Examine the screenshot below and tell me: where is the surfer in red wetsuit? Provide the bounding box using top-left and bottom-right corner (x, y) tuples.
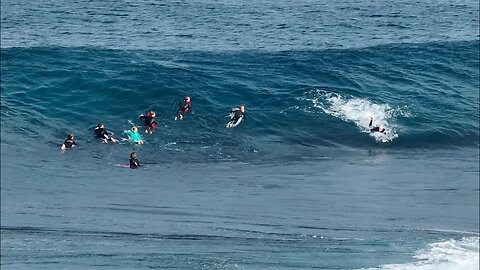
(139, 111), (157, 134)
(175, 96), (192, 120)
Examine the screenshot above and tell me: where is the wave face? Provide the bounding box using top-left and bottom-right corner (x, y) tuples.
(1, 41), (479, 163)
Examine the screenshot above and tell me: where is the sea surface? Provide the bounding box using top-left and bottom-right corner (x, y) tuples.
(1, 0), (479, 269)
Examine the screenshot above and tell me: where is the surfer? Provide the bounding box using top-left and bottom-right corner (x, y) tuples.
(123, 126), (144, 144)
(93, 123), (117, 143)
(61, 134), (77, 150)
(227, 105), (246, 128)
(175, 96), (192, 121)
(139, 111), (157, 134)
(129, 152), (141, 169)
(369, 116), (385, 133)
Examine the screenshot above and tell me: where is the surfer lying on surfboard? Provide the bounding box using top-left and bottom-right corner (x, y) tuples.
(175, 96), (192, 121)
(94, 123), (117, 143)
(123, 126), (144, 144)
(139, 111), (157, 134)
(226, 105), (246, 128)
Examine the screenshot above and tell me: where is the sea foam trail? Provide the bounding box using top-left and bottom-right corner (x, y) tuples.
(361, 237), (479, 270)
(300, 89), (410, 143)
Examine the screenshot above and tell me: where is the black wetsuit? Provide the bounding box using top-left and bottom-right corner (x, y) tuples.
(63, 139), (77, 148)
(230, 109), (245, 123)
(369, 119), (385, 133)
(130, 158), (141, 169)
(139, 114), (157, 129)
(178, 100), (191, 116)
(94, 127), (114, 141)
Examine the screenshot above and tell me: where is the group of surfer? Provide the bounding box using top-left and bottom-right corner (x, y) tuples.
(60, 96), (249, 168)
(61, 95), (385, 168)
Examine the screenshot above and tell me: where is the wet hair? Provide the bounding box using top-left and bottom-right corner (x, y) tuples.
(97, 123), (104, 128)
(67, 134), (74, 139)
(130, 152), (137, 159)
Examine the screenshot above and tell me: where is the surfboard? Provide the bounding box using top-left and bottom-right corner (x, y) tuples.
(226, 117), (243, 128)
(114, 163), (148, 169)
(114, 164), (131, 168)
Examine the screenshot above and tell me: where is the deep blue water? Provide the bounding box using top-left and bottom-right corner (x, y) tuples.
(1, 0), (479, 269)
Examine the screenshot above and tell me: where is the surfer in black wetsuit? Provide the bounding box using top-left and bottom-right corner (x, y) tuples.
(94, 123), (117, 143)
(61, 134), (77, 150)
(176, 96), (192, 120)
(129, 152), (141, 169)
(139, 111), (157, 134)
(227, 105), (246, 128)
(369, 116), (385, 133)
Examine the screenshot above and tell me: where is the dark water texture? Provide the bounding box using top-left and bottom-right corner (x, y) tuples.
(2, 0), (479, 50)
(1, 40), (479, 165)
(1, 0), (479, 269)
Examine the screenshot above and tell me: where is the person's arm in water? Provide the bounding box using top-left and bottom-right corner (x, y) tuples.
(369, 117), (373, 127)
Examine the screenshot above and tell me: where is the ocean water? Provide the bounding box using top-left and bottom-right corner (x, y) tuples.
(1, 0), (479, 269)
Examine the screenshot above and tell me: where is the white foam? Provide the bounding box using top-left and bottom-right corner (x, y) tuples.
(304, 90), (407, 143)
(361, 237), (479, 270)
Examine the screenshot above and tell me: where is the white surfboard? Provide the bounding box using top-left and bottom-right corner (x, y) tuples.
(226, 117), (243, 128)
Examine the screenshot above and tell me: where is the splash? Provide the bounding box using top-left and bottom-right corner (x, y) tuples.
(304, 90), (406, 143)
(361, 237), (479, 270)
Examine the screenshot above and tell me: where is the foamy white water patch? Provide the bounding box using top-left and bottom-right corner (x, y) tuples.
(304, 90), (407, 143)
(361, 237), (479, 270)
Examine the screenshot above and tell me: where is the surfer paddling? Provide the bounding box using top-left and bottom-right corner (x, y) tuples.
(61, 133), (77, 150)
(226, 105), (246, 128)
(123, 126), (144, 144)
(175, 96), (192, 121)
(94, 123), (117, 143)
(369, 116), (385, 133)
(139, 111), (157, 134)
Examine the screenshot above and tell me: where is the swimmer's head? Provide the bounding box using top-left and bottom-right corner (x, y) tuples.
(97, 123), (104, 128)
(240, 105), (245, 112)
(150, 111), (156, 117)
(185, 96), (191, 102)
(379, 126), (385, 133)
(130, 152), (137, 159)
(68, 134), (74, 140)
(132, 126), (138, 132)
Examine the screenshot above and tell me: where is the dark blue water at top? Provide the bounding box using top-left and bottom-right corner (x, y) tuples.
(1, 0), (479, 269)
(1, 0), (479, 50)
